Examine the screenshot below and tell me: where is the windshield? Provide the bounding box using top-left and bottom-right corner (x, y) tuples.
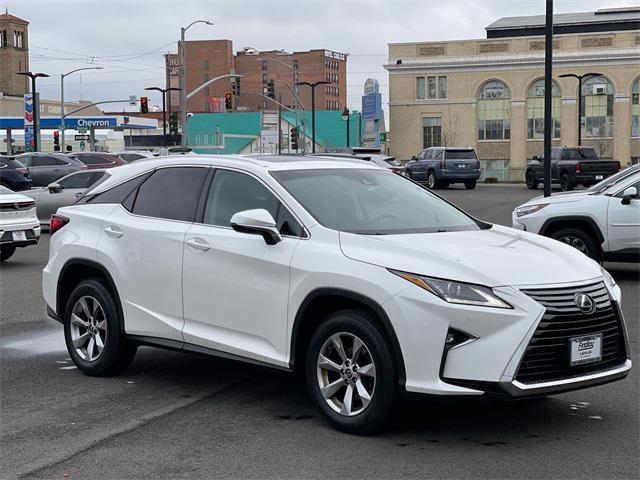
(589, 166), (640, 194)
(272, 169), (481, 235)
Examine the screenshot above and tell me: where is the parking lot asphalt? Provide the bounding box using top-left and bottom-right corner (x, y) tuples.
(1, 185), (638, 480)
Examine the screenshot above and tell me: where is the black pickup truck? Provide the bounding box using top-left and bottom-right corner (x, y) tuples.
(525, 146), (620, 191)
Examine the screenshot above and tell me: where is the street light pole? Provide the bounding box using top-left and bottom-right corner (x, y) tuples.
(559, 72), (602, 147)
(146, 86), (181, 147)
(60, 66), (103, 152)
(543, 0), (554, 198)
(17, 71), (49, 152)
(180, 20), (213, 147)
(296, 80), (330, 153)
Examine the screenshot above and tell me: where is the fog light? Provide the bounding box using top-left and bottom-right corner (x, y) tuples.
(446, 333), (455, 344)
(444, 328), (474, 349)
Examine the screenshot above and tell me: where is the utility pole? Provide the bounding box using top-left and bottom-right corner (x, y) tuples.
(277, 94), (282, 155)
(180, 20), (213, 147)
(296, 80), (330, 153)
(543, 0), (553, 198)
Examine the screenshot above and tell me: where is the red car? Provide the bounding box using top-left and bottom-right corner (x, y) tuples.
(68, 152), (126, 170)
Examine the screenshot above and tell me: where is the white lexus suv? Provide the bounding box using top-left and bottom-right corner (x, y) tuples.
(43, 155), (632, 434)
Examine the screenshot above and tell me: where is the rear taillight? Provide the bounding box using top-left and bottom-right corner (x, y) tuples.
(50, 215), (69, 235)
(16, 167), (29, 177)
(440, 157), (445, 169)
(575, 163), (581, 173)
(391, 167), (403, 174)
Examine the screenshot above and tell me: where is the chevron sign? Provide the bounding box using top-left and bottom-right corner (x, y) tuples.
(24, 94), (34, 127)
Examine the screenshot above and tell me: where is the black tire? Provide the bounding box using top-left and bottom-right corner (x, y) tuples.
(560, 173), (574, 191)
(464, 180), (477, 190)
(427, 171), (439, 189)
(0, 245), (16, 262)
(550, 227), (600, 261)
(405, 169), (414, 180)
(305, 309), (397, 435)
(63, 279), (137, 376)
(525, 171), (539, 190)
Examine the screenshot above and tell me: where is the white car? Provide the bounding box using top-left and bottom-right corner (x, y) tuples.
(43, 155), (631, 434)
(513, 165), (640, 262)
(0, 185), (41, 262)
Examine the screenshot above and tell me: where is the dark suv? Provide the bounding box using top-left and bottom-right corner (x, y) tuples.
(405, 147), (481, 189)
(0, 156), (32, 191)
(15, 152), (86, 187)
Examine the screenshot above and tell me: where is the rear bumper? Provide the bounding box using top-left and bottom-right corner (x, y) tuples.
(570, 172), (615, 184)
(0, 223), (41, 247)
(440, 169), (481, 181)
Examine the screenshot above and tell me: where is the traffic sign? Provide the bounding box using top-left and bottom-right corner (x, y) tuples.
(77, 126), (88, 134)
(74, 134), (89, 141)
(129, 95), (137, 106)
(79, 140), (86, 151)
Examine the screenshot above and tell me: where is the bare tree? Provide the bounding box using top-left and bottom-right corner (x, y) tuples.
(592, 122), (610, 158)
(441, 113), (460, 147)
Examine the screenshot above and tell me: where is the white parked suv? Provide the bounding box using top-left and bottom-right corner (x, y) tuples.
(0, 185), (40, 262)
(43, 155), (632, 434)
(513, 165), (640, 262)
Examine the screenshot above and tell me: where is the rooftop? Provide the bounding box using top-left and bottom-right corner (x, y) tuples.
(0, 9), (29, 24)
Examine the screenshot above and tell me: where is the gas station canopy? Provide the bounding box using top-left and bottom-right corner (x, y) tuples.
(0, 115), (158, 130)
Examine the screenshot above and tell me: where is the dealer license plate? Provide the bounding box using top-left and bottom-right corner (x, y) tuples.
(12, 231), (27, 241)
(595, 175), (604, 180)
(457, 163), (466, 169)
(570, 334), (602, 366)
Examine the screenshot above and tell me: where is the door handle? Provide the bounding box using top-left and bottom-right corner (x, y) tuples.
(186, 237), (210, 251)
(103, 225), (123, 238)
(74, 192), (83, 198)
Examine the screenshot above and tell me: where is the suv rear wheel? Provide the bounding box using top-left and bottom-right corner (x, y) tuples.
(63, 279), (137, 376)
(305, 309), (396, 435)
(550, 227), (600, 261)
(427, 171), (439, 189)
(0, 245), (16, 262)
(464, 180), (477, 190)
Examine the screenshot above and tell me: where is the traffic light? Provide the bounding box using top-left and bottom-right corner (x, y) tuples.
(140, 96), (149, 114)
(291, 127), (299, 150)
(232, 77), (240, 97)
(266, 79), (275, 99)
(169, 112), (179, 135)
(53, 130), (60, 151)
(225, 93), (233, 110)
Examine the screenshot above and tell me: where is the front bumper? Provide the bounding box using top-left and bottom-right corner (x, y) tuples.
(386, 277), (631, 397)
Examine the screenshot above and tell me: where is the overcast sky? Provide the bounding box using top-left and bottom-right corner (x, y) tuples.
(8, 0), (631, 119)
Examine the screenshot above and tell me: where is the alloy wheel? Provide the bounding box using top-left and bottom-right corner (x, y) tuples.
(559, 235), (589, 255)
(70, 296), (107, 362)
(428, 173), (436, 189)
(316, 332), (376, 417)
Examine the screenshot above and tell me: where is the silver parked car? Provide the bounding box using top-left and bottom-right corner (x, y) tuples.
(22, 170), (109, 226)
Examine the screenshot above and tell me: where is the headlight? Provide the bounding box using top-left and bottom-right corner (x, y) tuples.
(600, 266), (617, 291)
(515, 203), (548, 217)
(390, 270), (512, 309)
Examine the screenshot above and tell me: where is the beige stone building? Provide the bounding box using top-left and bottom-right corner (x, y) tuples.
(385, 7), (640, 181)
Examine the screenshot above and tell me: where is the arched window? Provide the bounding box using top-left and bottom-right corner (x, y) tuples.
(527, 79), (561, 139)
(632, 78), (639, 137)
(477, 80), (510, 140)
(581, 76), (614, 138)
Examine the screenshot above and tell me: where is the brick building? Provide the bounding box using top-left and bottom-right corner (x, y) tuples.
(0, 10), (29, 97)
(168, 40), (348, 115)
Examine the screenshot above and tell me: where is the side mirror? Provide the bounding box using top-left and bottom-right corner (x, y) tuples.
(532, 155), (541, 162)
(621, 186), (638, 205)
(48, 182), (62, 194)
(230, 208), (282, 245)
(410, 155), (417, 161)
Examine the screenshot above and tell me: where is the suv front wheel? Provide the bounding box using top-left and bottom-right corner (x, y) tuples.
(305, 309), (396, 435)
(63, 279), (137, 376)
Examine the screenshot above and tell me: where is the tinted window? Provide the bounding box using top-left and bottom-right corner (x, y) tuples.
(59, 171), (105, 189)
(561, 148), (597, 160)
(32, 155), (68, 167)
(17, 155), (32, 167)
(78, 154), (113, 165)
(273, 169), (480, 235)
(434, 150), (444, 160)
(444, 150), (476, 160)
(0, 158), (26, 169)
(203, 169), (303, 237)
(132, 167), (208, 222)
(87, 172), (152, 206)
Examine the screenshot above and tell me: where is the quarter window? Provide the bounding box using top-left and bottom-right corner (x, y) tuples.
(132, 167), (208, 222)
(203, 169), (303, 237)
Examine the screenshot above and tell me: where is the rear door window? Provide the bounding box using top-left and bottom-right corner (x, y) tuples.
(78, 154), (111, 165)
(59, 171), (106, 189)
(32, 155), (67, 167)
(131, 167), (208, 222)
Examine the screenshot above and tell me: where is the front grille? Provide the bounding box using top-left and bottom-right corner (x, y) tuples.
(516, 281), (627, 384)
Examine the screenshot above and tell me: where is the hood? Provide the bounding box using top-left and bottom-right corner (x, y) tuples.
(339, 225), (601, 287)
(529, 190), (594, 204)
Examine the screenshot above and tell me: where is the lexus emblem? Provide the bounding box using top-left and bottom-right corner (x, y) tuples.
(574, 293), (596, 314)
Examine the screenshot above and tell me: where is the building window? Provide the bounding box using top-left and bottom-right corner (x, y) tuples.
(477, 80), (511, 140)
(203, 60), (209, 70)
(262, 60), (267, 71)
(438, 76), (447, 99)
(527, 78), (561, 139)
(581, 75), (614, 138)
(422, 117), (442, 148)
(293, 59), (299, 70)
(416, 77), (425, 99)
(427, 77), (437, 99)
(262, 73), (267, 84)
(631, 78), (639, 137)
(0, 30), (6, 47)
